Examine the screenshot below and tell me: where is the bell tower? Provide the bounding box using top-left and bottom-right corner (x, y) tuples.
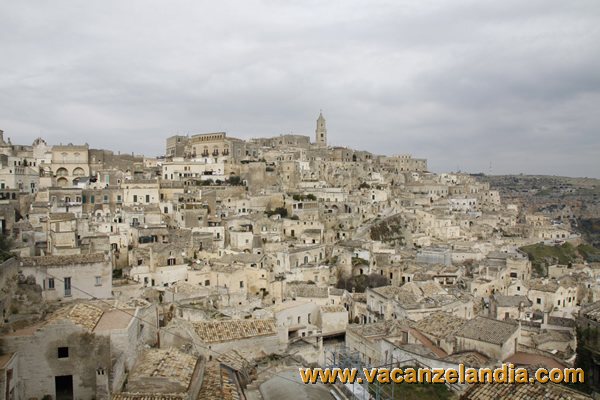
(315, 111), (327, 148)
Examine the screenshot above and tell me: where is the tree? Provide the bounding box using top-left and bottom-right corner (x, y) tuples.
(359, 182), (371, 189)
(227, 175), (243, 186)
(335, 273), (389, 293)
(266, 207), (288, 218)
(0, 235), (13, 262)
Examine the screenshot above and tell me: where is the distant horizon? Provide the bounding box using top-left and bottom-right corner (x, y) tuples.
(5, 126), (598, 180)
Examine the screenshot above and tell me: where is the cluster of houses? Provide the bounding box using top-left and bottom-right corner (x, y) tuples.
(0, 115), (597, 399)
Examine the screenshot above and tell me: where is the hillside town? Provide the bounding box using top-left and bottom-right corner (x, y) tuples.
(0, 113), (598, 400)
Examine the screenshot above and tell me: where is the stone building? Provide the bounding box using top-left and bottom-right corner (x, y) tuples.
(18, 253), (112, 301)
(454, 316), (520, 361)
(315, 112), (327, 148)
(51, 144), (90, 187)
(0, 301), (157, 400)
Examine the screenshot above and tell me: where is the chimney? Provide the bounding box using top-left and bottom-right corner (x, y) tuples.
(95, 368), (110, 400)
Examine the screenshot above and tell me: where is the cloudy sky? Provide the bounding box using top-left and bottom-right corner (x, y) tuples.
(1, 1), (599, 177)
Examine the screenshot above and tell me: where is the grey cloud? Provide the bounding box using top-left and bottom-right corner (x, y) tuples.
(0, 0), (599, 176)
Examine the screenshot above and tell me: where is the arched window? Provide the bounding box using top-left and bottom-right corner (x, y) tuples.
(56, 177), (69, 187)
(56, 167), (68, 177)
(73, 167), (85, 176)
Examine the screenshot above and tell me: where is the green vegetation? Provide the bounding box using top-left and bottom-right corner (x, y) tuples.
(577, 218), (600, 248)
(368, 381), (455, 400)
(266, 207), (288, 218)
(0, 234), (13, 262)
(336, 273), (389, 293)
(573, 326), (599, 394)
(519, 242), (600, 276)
(291, 193), (317, 201)
(370, 215), (405, 245)
(227, 175), (243, 186)
(351, 257), (369, 266)
(578, 243), (600, 262)
(197, 175), (244, 186)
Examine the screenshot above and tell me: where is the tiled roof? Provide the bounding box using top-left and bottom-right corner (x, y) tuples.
(217, 349), (252, 372)
(412, 311), (467, 338)
(19, 253), (107, 267)
(456, 316), (518, 345)
(442, 351), (490, 368)
(193, 319), (277, 343)
(581, 301), (600, 322)
(320, 305), (346, 313)
(347, 320), (407, 339)
(287, 283), (328, 298)
(493, 294), (532, 308)
(112, 394), (186, 400)
(197, 362), (241, 400)
(531, 330), (573, 346)
(128, 348), (198, 389)
(50, 303), (104, 331)
(461, 381), (592, 400)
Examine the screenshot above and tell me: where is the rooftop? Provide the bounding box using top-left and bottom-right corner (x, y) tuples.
(456, 316), (518, 345)
(93, 309), (135, 332)
(320, 305), (346, 313)
(112, 394), (186, 400)
(461, 379), (590, 400)
(412, 311), (467, 338)
(49, 303), (104, 331)
(287, 283), (328, 298)
(19, 252), (107, 267)
(197, 362), (241, 400)
(127, 348), (199, 393)
(493, 294), (532, 308)
(347, 320), (407, 339)
(193, 319), (277, 343)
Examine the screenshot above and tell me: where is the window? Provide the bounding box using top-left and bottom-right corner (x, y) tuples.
(95, 276), (102, 286)
(536, 298), (541, 304)
(90, 195), (95, 204)
(167, 257), (176, 266)
(64, 277), (72, 296)
(133, 195), (138, 203)
(103, 195), (108, 203)
(204, 279), (210, 286)
(239, 281), (244, 288)
(58, 347), (69, 358)
(117, 195), (122, 203)
(48, 278), (55, 290)
(145, 194), (150, 203)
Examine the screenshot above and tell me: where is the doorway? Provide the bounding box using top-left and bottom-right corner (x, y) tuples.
(55, 375), (73, 400)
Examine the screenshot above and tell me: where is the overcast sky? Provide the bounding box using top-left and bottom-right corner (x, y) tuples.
(1, 1), (599, 177)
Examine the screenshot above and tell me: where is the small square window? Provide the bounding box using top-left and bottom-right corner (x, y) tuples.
(95, 276), (102, 286)
(58, 347), (69, 358)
